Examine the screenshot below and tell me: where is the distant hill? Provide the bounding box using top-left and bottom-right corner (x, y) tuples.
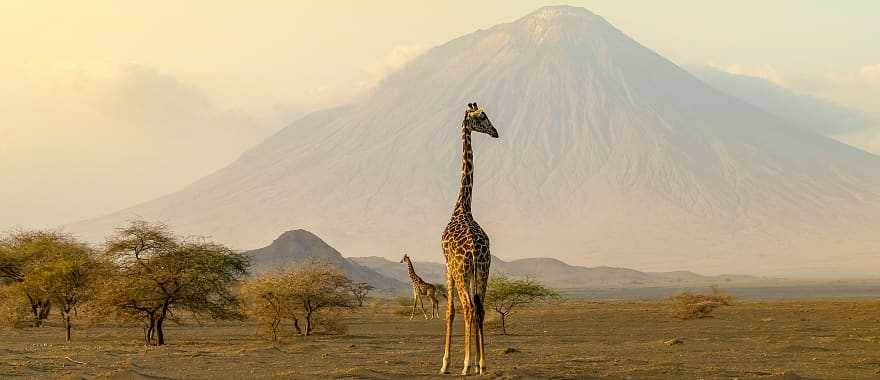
(351, 255), (765, 289)
(247, 230), (769, 292)
(243, 229), (406, 291)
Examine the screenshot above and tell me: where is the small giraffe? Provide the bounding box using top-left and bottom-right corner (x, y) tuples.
(400, 253), (442, 320)
(439, 102), (498, 376)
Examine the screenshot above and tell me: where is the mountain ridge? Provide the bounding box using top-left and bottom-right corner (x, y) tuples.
(68, 5), (880, 276)
(349, 255), (766, 289)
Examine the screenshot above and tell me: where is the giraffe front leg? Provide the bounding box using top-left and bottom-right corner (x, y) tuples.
(440, 279), (455, 374)
(419, 292), (429, 320)
(410, 291), (419, 320)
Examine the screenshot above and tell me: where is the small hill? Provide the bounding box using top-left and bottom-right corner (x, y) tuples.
(351, 255), (765, 289)
(244, 230), (406, 291)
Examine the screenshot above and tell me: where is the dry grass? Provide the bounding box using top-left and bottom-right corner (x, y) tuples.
(3, 299), (880, 379)
(669, 286), (735, 319)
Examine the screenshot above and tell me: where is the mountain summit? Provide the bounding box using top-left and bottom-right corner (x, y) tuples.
(70, 6), (880, 275)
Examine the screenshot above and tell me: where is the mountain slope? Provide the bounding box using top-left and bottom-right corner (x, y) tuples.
(244, 229), (406, 291)
(70, 6), (880, 275)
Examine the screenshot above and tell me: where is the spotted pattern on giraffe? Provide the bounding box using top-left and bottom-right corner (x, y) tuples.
(440, 102), (498, 376)
(400, 253), (443, 320)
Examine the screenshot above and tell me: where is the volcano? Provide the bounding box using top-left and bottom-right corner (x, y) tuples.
(70, 6), (880, 275)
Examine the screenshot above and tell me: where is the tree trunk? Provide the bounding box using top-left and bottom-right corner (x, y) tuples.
(38, 301), (51, 321)
(293, 317), (303, 335)
(145, 314), (156, 345)
(156, 316), (165, 345)
(156, 302), (170, 345)
(30, 303), (40, 328)
(65, 314), (72, 342)
(304, 301), (314, 336)
(500, 312), (507, 335)
(27, 296), (49, 327)
(271, 318), (280, 341)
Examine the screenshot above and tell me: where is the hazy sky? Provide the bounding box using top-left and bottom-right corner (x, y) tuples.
(1, 1), (878, 230)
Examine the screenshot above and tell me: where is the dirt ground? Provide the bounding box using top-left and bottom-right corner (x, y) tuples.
(3, 299), (880, 379)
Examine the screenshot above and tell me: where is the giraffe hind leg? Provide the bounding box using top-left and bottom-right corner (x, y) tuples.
(474, 293), (486, 374)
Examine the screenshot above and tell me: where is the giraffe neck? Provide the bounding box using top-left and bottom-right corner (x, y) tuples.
(405, 258), (423, 284)
(454, 126), (474, 216)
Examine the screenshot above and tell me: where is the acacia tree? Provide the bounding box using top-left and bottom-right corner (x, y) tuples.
(100, 221), (250, 345)
(242, 263), (356, 339)
(0, 230), (100, 332)
(0, 231), (56, 326)
(351, 282), (374, 307)
(241, 273), (291, 341)
(30, 240), (103, 341)
(485, 275), (559, 335)
(285, 263), (356, 335)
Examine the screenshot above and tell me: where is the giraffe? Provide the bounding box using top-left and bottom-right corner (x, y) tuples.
(400, 253), (443, 320)
(439, 102), (498, 376)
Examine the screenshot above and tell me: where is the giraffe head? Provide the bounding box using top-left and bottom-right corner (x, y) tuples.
(463, 103), (498, 138)
(400, 253), (410, 263)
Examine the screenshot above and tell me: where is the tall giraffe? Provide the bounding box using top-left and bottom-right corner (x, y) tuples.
(400, 253), (442, 320)
(440, 102), (498, 375)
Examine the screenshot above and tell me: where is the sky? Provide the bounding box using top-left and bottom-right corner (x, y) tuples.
(1, 0), (878, 231)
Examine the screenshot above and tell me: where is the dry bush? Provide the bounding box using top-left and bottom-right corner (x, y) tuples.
(669, 286), (734, 319)
(314, 310), (349, 335)
(242, 263), (356, 340)
(0, 285), (29, 328)
(484, 312), (504, 332)
(392, 296), (414, 317)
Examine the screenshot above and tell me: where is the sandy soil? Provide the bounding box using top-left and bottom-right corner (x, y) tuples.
(2, 299), (880, 379)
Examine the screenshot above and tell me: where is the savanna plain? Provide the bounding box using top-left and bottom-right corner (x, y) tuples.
(4, 298), (880, 379)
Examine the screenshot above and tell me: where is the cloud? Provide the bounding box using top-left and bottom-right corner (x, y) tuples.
(830, 63), (880, 88)
(358, 44), (427, 87)
(0, 61), (280, 230)
(298, 44), (428, 111)
(857, 64), (880, 85)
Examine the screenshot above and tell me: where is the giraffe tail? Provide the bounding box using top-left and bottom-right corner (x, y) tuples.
(473, 293), (483, 318)
(436, 283), (448, 298)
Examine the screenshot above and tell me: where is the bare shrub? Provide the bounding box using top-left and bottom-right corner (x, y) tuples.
(242, 263), (356, 340)
(351, 283), (374, 307)
(669, 286), (734, 319)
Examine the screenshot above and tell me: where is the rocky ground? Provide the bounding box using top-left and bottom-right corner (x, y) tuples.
(3, 299), (880, 379)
